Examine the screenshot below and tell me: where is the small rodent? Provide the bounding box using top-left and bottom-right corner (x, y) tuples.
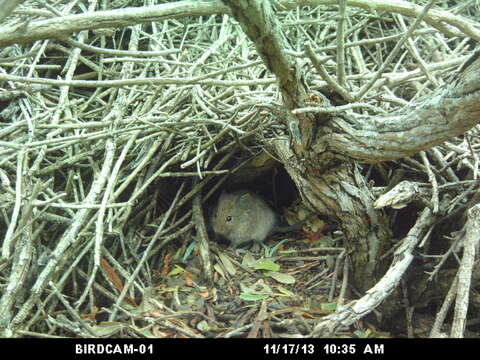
(210, 190), (306, 249)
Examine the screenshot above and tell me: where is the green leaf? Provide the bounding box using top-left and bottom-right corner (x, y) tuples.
(213, 264), (226, 279)
(241, 251), (257, 268)
(168, 265), (184, 276)
(92, 322), (124, 337)
(239, 293), (269, 301)
(254, 259), (280, 272)
(182, 240), (196, 261)
(277, 287), (295, 296)
(269, 271), (296, 284)
(354, 328), (372, 338)
(196, 320), (212, 332)
(239, 279), (273, 296)
(320, 302), (337, 312)
(218, 253), (237, 275)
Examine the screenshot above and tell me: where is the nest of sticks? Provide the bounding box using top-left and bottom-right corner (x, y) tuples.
(0, 0), (479, 338)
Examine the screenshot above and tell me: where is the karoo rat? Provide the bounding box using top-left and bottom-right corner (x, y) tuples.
(210, 190), (307, 250)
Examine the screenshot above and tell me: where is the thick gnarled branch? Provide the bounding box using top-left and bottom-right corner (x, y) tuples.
(316, 51), (480, 164)
(222, 0), (315, 150)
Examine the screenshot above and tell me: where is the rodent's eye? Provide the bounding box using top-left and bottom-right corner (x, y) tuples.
(226, 216), (232, 222)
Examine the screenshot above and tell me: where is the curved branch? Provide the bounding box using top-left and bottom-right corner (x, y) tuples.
(318, 50), (480, 163)
(0, 1), (228, 47)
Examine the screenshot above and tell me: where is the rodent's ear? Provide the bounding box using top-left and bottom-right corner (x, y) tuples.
(238, 192), (254, 208)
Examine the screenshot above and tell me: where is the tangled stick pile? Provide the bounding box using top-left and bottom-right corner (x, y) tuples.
(0, 1), (479, 338)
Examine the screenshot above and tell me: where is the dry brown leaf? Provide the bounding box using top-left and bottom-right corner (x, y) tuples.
(183, 271), (193, 286)
(161, 252), (173, 276)
(100, 257), (137, 307)
(81, 305), (99, 320)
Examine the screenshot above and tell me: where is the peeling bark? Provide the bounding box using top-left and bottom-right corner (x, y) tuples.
(274, 139), (390, 290)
